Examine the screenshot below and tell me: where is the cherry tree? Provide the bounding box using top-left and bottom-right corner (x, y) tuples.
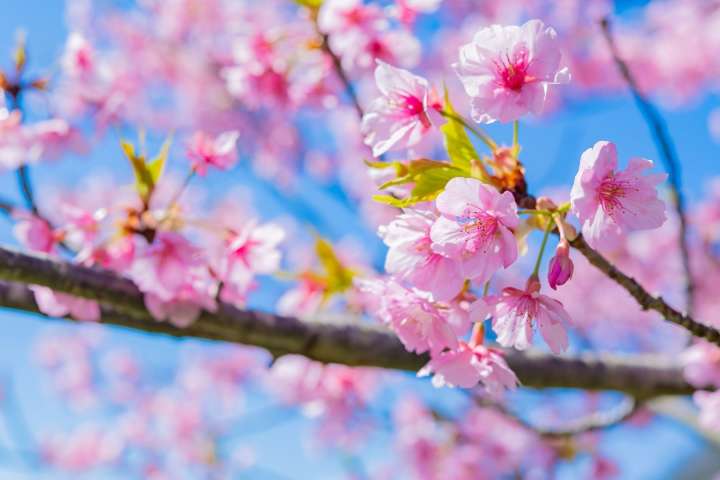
(0, 0), (719, 478)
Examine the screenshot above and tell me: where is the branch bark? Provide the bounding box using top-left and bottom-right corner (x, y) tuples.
(570, 235), (720, 345)
(0, 245), (698, 397)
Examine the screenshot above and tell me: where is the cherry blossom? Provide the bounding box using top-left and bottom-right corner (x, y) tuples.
(186, 130), (240, 175)
(380, 207), (463, 301)
(570, 141), (667, 250)
(358, 278), (461, 355)
(431, 177), (519, 284)
(362, 61), (435, 157)
(487, 277), (572, 354)
(454, 19), (570, 124)
(31, 286), (101, 322)
(417, 341), (517, 395)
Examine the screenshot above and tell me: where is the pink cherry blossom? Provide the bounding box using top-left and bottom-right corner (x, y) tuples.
(488, 278), (571, 354)
(186, 130), (240, 176)
(358, 278), (462, 354)
(454, 19), (570, 124)
(335, 29), (421, 72)
(13, 213), (56, 253)
(62, 32), (96, 78)
(380, 208), (463, 301)
(129, 232), (218, 327)
(570, 141), (667, 250)
(144, 269), (218, 328)
(417, 341), (517, 395)
(361, 61), (434, 157)
(217, 221), (284, 307)
(31, 286), (101, 322)
(391, 0), (442, 26)
(277, 274), (326, 316)
(130, 232), (206, 302)
(430, 177), (519, 284)
(317, 0), (384, 35)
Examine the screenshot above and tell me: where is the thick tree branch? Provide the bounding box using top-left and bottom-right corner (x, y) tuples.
(600, 18), (694, 315)
(0, 245), (699, 397)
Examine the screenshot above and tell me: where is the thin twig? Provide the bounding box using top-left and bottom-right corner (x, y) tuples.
(571, 234), (719, 344)
(319, 32), (364, 119)
(476, 396), (639, 438)
(15, 165), (37, 216)
(600, 17), (694, 315)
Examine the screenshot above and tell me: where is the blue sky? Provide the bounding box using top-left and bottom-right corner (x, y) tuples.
(0, 1), (718, 479)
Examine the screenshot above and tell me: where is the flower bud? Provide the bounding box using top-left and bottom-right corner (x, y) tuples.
(547, 241), (573, 289)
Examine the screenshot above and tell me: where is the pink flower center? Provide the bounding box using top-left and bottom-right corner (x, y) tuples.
(597, 174), (638, 215)
(402, 94), (424, 116)
(495, 47), (533, 92)
(393, 94), (431, 128)
(507, 291), (539, 319)
(458, 209), (499, 253)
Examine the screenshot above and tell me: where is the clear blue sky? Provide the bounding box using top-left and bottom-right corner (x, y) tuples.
(0, 1), (717, 479)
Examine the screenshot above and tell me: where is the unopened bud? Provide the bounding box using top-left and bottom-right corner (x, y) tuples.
(547, 240), (574, 290)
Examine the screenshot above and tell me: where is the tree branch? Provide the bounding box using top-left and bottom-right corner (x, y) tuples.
(0, 245), (699, 397)
(600, 17), (694, 315)
(570, 234), (720, 345)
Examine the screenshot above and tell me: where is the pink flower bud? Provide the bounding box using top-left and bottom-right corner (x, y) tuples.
(547, 241), (573, 290)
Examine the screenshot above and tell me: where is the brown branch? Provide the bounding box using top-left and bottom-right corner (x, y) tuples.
(600, 17), (694, 315)
(570, 234), (720, 345)
(0, 245), (700, 397)
(319, 32), (365, 119)
(477, 396), (639, 438)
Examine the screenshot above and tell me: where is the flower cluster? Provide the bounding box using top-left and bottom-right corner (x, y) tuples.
(360, 19), (668, 396)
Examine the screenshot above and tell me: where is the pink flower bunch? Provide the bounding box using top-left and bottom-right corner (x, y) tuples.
(418, 341), (517, 395)
(0, 109), (83, 170)
(358, 278), (464, 354)
(431, 178), (519, 285)
(319, 0), (420, 71)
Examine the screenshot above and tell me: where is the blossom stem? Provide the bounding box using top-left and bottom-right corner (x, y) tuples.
(439, 110), (497, 151)
(532, 220), (554, 278)
(167, 169), (196, 209)
(512, 120), (519, 156)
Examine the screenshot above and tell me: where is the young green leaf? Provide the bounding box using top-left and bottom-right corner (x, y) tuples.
(440, 89), (479, 172)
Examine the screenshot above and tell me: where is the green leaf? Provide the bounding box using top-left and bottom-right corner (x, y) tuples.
(371, 158), (468, 207)
(440, 88), (478, 172)
(147, 136), (172, 185)
(121, 136), (173, 206)
(314, 237), (354, 299)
